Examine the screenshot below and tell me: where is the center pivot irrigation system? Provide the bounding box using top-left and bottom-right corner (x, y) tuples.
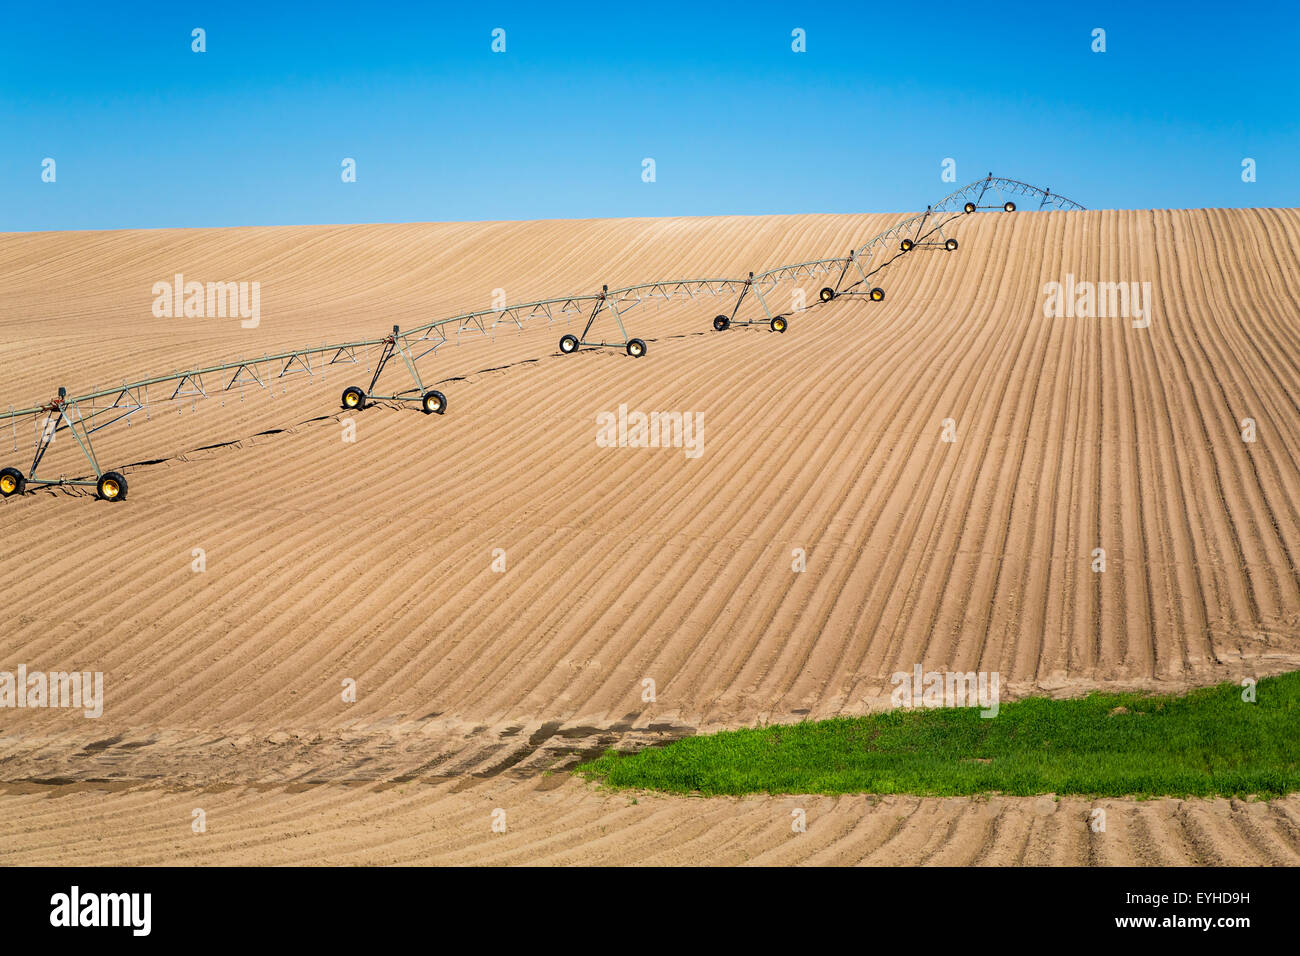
(0, 175), (1082, 502)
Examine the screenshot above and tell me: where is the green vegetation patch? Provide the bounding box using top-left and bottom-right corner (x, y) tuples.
(577, 673), (1300, 798)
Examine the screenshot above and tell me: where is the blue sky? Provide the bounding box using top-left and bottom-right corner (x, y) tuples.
(1, 1), (1295, 231)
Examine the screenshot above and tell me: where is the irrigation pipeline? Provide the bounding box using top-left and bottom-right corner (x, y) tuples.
(0, 175), (1082, 501)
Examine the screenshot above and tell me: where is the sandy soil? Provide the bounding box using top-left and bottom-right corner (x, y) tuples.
(1, 207), (1298, 864)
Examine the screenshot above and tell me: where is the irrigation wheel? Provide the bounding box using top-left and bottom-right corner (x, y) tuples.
(0, 467), (25, 498)
(770, 316), (787, 333)
(422, 390), (447, 415)
(626, 338), (647, 358)
(341, 386), (366, 410)
(963, 201), (976, 214)
(945, 238), (959, 251)
(713, 315), (730, 331)
(1004, 201), (1017, 212)
(900, 238), (914, 252)
(97, 471), (128, 502)
(559, 334), (579, 354)
(819, 287), (835, 302)
(870, 287), (885, 301)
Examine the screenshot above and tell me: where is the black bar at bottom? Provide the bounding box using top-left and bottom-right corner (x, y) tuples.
(0, 865), (1289, 943)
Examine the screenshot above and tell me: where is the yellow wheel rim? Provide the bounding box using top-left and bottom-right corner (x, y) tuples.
(102, 479), (119, 499)
(872, 290), (883, 300)
(632, 344), (642, 355)
(775, 319), (786, 331)
(345, 394), (358, 407)
(1, 476), (14, 494)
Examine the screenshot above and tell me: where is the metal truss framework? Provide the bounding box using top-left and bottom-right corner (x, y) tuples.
(0, 174), (1082, 501)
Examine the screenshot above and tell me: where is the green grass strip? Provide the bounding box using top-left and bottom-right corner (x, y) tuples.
(576, 672), (1300, 798)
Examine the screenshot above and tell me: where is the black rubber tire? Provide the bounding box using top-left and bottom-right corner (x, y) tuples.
(963, 201), (976, 214)
(341, 386), (366, 411)
(945, 238), (959, 251)
(97, 471), (128, 502)
(422, 390), (447, 415)
(770, 316), (787, 333)
(626, 338), (647, 358)
(1004, 201), (1016, 213)
(713, 315), (730, 331)
(819, 287), (835, 302)
(900, 239), (914, 252)
(870, 287), (885, 302)
(0, 467), (25, 498)
(559, 334), (579, 354)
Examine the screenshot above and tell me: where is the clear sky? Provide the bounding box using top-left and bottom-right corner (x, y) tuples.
(1, 1), (1295, 231)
